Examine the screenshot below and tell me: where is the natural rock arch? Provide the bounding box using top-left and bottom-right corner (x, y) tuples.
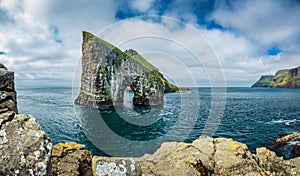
(75, 32), (173, 109)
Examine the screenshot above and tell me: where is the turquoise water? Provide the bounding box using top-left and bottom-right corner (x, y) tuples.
(17, 87), (300, 158)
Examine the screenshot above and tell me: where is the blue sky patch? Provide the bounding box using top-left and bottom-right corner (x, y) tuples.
(267, 47), (281, 56)
(49, 26), (62, 43)
(0, 51), (7, 55)
(115, 0), (215, 28)
(205, 20), (224, 30)
(51, 26), (59, 35)
(55, 39), (62, 43)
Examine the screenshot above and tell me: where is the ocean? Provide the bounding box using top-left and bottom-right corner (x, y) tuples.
(17, 87), (300, 159)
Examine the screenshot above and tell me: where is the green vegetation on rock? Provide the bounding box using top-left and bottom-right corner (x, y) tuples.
(76, 31), (180, 108)
(252, 66), (300, 88)
(125, 49), (158, 71)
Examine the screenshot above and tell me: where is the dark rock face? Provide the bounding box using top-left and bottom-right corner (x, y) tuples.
(252, 66), (300, 88)
(273, 134), (300, 147)
(75, 31), (177, 108)
(51, 142), (93, 176)
(0, 64), (18, 113)
(272, 134), (300, 159)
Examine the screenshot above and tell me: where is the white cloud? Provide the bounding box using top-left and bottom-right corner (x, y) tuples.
(130, 0), (155, 12)
(0, 0), (300, 87)
(0, 0), (118, 86)
(96, 17), (226, 87)
(204, 0), (300, 85)
(210, 0), (300, 48)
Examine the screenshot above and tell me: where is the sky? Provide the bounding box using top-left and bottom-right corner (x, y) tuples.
(1, 0), (300, 87)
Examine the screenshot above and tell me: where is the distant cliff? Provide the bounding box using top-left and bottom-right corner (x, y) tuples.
(252, 75), (274, 87)
(252, 66), (300, 88)
(75, 31), (178, 108)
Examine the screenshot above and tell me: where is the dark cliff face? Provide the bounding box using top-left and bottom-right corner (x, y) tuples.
(0, 64), (18, 113)
(75, 31), (177, 108)
(252, 66), (300, 88)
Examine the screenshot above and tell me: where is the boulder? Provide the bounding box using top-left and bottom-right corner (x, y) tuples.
(92, 156), (143, 176)
(51, 142), (93, 176)
(0, 112), (52, 175)
(255, 147), (300, 175)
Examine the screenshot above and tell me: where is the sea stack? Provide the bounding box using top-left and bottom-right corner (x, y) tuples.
(75, 31), (177, 108)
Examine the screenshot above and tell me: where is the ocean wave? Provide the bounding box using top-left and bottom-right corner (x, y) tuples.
(268, 119), (300, 125)
(159, 112), (174, 116)
(287, 139), (300, 146)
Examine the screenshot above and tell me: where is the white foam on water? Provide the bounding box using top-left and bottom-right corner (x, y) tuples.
(268, 119), (300, 125)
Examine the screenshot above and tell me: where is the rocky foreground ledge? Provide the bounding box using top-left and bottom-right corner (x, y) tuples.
(63, 136), (300, 176)
(0, 63), (300, 175)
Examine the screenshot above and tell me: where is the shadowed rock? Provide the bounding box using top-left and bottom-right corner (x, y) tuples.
(272, 134), (300, 159)
(0, 64), (17, 113)
(273, 134), (300, 147)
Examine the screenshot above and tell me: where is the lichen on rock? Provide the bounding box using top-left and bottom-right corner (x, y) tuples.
(92, 136), (300, 176)
(0, 112), (52, 175)
(93, 157), (142, 176)
(51, 142), (93, 176)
